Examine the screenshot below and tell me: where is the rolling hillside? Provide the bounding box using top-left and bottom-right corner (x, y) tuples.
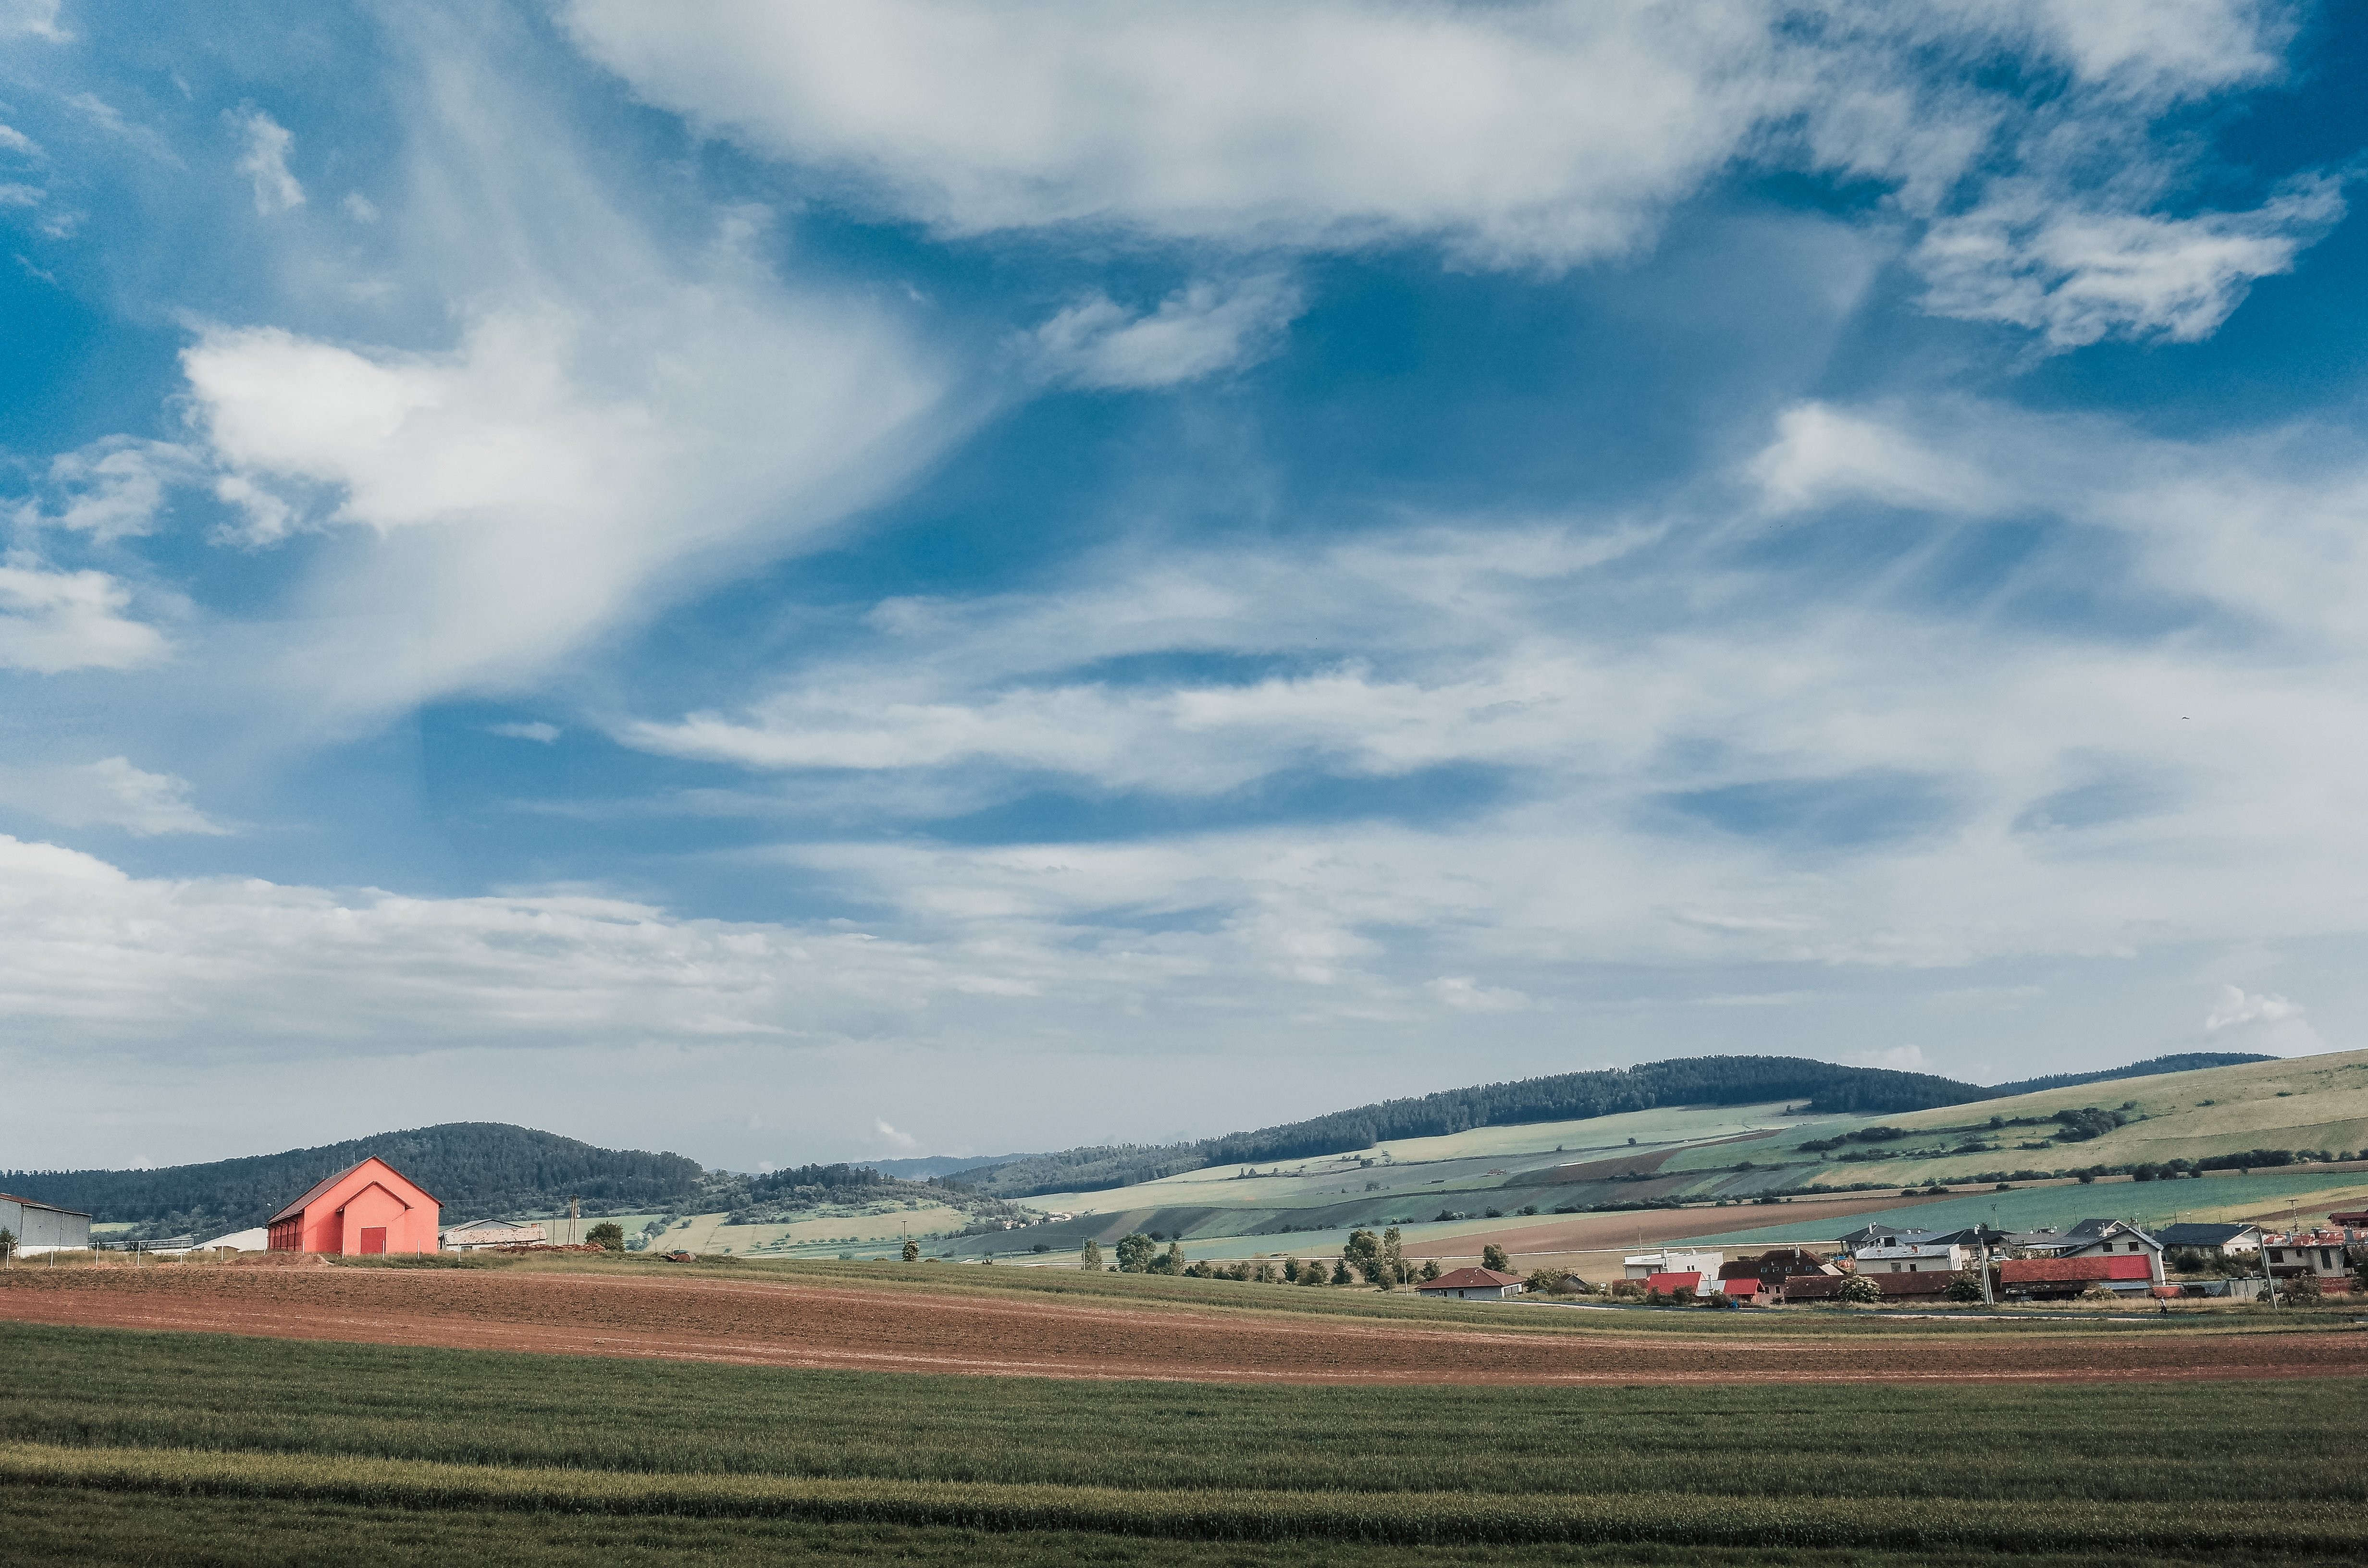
(952, 1051), (2274, 1201)
(919, 1048), (2361, 1265)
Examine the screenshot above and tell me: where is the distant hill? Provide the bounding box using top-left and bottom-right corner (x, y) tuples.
(1986, 1052), (2276, 1098)
(949, 1051), (2292, 1201)
(2, 1123), (705, 1241)
(867, 1153), (1040, 1179)
(953, 1055), (1992, 1199)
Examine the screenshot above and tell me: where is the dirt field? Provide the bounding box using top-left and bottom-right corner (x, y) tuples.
(2, 1265), (2360, 1386)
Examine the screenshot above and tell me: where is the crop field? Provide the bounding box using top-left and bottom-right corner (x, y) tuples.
(1, 1318), (2364, 1567)
(3, 1253), (2364, 1386)
(659, 1202), (974, 1258)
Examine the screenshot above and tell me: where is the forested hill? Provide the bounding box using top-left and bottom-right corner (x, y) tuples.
(1986, 1051), (2274, 1097)
(953, 1056), (1989, 1199)
(1, 1123), (704, 1240)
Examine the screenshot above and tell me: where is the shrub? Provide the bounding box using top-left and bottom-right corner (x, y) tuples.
(1607, 1279), (1646, 1300)
(1482, 1244), (1511, 1273)
(2280, 1274), (2323, 1306)
(1833, 1274), (1882, 1305)
(901, 1238), (920, 1262)
(1943, 1269), (1985, 1303)
(584, 1222), (625, 1252)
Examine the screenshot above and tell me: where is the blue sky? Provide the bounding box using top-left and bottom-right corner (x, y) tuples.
(2, 0), (2362, 1170)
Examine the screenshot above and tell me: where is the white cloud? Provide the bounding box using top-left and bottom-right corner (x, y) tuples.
(0, 564), (168, 673)
(488, 721), (560, 743)
(342, 191), (379, 223)
(229, 107), (304, 214)
(558, 0), (2320, 341)
(873, 1118), (919, 1151)
(1915, 175), (2346, 347)
(12, 436), (202, 540)
(1027, 275), (1304, 390)
(2204, 984), (2301, 1031)
(1751, 402), (2008, 516)
(0, 183), (39, 207)
(0, 124), (41, 158)
(562, 0), (1801, 266)
(1851, 1044), (1928, 1071)
(0, 758), (224, 836)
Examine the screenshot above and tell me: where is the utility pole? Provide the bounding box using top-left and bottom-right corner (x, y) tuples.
(568, 1195), (580, 1246)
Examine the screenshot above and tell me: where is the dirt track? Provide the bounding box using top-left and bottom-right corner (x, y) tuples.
(3, 1266), (2361, 1385)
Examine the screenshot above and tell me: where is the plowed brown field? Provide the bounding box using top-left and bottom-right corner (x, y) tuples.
(3, 1266), (2360, 1385)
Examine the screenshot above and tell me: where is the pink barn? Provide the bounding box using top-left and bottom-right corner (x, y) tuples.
(265, 1156), (441, 1255)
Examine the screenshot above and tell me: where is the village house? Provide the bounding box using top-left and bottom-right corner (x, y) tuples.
(1852, 1237), (1970, 1274)
(1622, 1248), (1721, 1280)
(2050, 1219), (2165, 1281)
(1415, 1266), (1524, 1301)
(2155, 1222), (2263, 1258)
(2260, 1230), (2356, 1286)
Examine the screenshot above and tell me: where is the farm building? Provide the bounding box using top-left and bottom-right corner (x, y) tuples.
(1416, 1266), (1524, 1300)
(1996, 1254), (2153, 1299)
(1854, 1239), (1969, 1274)
(0, 1191), (90, 1256)
(1785, 1270), (1954, 1302)
(1720, 1249), (1836, 1291)
(266, 1157), (440, 1255)
(443, 1218), (548, 1251)
(1641, 1270), (1703, 1296)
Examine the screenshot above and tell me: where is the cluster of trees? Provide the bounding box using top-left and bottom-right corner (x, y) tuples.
(2053, 1106), (2128, 1142)
(1089, 1225), (1457, 1288)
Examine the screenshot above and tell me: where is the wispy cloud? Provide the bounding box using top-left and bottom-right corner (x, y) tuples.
(1025, 275), (1303, 389)
(228, 107), (304, 214)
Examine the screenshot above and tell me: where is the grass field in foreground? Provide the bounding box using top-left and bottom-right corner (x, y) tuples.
(2, 1321), (2363, 1566)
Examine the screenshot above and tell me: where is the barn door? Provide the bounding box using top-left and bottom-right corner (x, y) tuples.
(360, 1227), (387, 1255)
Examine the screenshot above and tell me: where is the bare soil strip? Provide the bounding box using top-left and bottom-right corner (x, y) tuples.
(2, 1267), (2359, 1385)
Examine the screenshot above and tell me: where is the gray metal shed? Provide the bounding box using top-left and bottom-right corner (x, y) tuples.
(0, 1191), (93, 1255)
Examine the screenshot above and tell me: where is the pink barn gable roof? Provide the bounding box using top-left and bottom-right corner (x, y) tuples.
(266, 1156), (441, 1256)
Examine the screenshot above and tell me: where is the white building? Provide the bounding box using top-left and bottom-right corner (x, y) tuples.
(443, 1218), (549, 1251)
(1853, 1241), (1969, 1274)
(1623, 1249), (1723, 1280)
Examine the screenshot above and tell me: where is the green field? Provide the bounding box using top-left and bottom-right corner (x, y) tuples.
(0, 1320), (2363, 1567)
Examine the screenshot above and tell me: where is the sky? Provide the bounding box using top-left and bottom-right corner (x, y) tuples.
(2, 0), (2364, 1173)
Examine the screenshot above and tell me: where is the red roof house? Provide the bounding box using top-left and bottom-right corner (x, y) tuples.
(1644, 1271), (1702, 1295)
(266, 1157), (441, 1255)
(1416, 1267), (1525, 1300)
